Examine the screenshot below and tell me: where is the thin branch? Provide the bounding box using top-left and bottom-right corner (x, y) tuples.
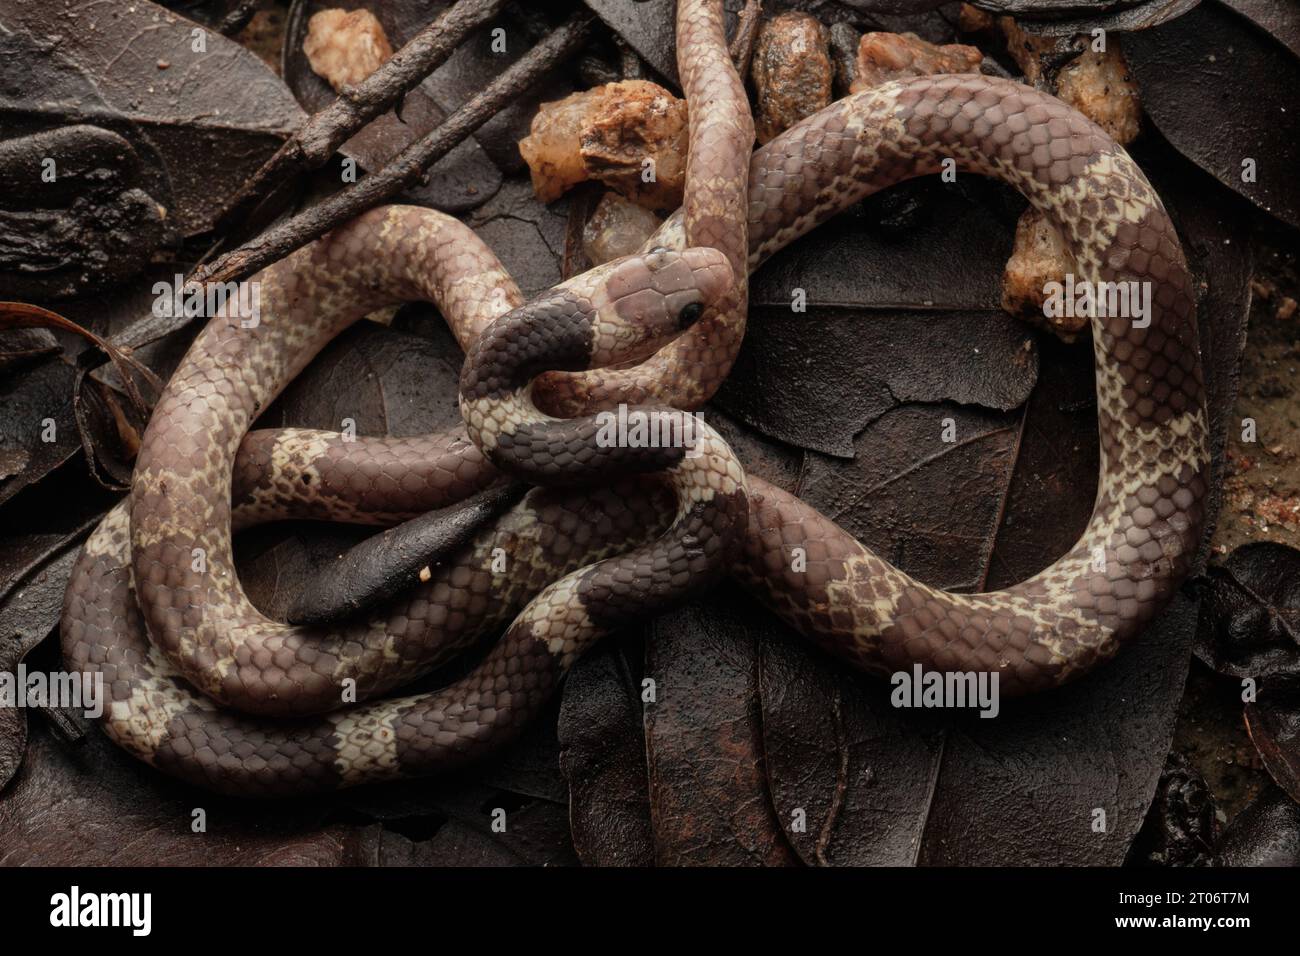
(192, 11), (594, 288)
(729, 0), (763, 76)
(214, 0), (510, 232)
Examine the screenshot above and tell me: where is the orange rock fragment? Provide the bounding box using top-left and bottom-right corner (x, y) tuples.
(850, 31), (983, 93)
(750, 12), (832, 145)
(1057, 41), (1141, 145)
(520, 80), (688, 211)
(1000, 17), (1142, 142)
(1002, 207), (1084, 339)
(518, 90), (594, 204)
(1000, 17), (1056, 86)
(303, 8), (393, 92)
(958, 3), (994, 33)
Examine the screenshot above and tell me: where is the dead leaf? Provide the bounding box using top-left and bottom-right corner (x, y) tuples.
(557, 639), (656, 865)
(1215, 784), (1300, 865)
(1126, 1), (1300, 230)
(0, 0), (306, 237)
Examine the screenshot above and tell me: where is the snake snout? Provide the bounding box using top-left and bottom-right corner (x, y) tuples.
(677, 246), (734, 308)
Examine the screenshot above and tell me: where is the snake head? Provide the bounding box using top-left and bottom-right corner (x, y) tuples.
(580, 246), (733, 368)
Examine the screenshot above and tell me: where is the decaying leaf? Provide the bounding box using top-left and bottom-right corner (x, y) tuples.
(644, 595), (800, 867)
(1196, 542), (1300, 680)
(558, 640), (656, 865)
(1126, 1), (1300, 230)
(1245, 680), (1300, 804)
(0, 124), (168, 299)
(0, 0), (306, 236)
(980, 0), (1202, 35)
(1127, 753), (1219, 866)
(1215, 784), (1300, 866)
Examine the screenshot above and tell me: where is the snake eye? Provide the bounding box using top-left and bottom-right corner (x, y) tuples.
(678, 301), (704, 329)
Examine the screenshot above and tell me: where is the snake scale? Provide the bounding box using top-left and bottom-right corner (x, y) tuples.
(60, 0), (1208, 795)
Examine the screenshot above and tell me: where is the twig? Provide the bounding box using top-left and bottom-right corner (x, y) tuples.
(214, 0), (510, 232)
(616, 35), (644, 80)
(729, 0), (763, 76)
(192, 11), (594, 288)
(561, 183), (601, 280)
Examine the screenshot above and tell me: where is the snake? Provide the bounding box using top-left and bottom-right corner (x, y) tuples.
(59, 2), (1209, 795)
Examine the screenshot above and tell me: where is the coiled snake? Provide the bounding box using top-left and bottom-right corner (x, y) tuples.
(60, 0), (1209, 795)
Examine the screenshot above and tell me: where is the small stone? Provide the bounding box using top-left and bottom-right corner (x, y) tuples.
(851, 31), (984, 93)
(1002, 207), (1085, 339)
(750, 12), (832, 145)
(303, 8), (393, 93)
(518, 89), (595, 203)
(583, 191), (662, 265)
(827, 22), (862, 97)
(1056, 39), (1141, 145)
(519, 80), (687, 211)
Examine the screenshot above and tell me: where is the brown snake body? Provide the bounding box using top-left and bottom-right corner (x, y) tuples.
(60, 2), (1208, 794)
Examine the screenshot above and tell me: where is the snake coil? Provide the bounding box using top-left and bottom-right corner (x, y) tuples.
(60, 1), (1207, 795)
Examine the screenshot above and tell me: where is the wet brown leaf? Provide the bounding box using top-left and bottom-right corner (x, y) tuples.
(0, 343), (81, 507)
(263, 315), (466, 437)
(1127, 753), (1219, 866)
(1215, 784), (1300, 866)
(0, 328), (59, 373)
(718, 313), (1035, 458)
(1196, 542), (1300, 681)
(759, 632), (943, 865)
(0, 545), (86, 791)
(0, 123), (168, 300)
(1245, 682), (1300, 804)
(1219, 0), (1300, 60)
(750, 178), (1024, 311)
(0, 302), (164, 494)
(557, 639), (656, 865)
(465, 179), (575, 298)
(1126, 1), (1300, 230)
(1, 0), (305, 238)
(644, 593), (800, 866)
(0, 723), (373, 865)
(977, 0), (1201, 35)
